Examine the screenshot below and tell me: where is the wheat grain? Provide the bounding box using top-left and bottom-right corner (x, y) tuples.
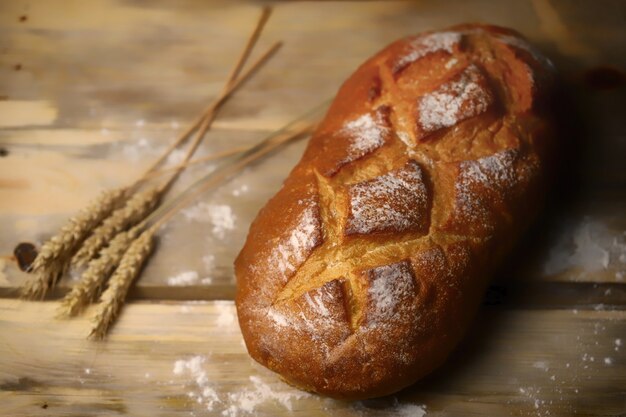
(21, 187), (128, 299)
(57, 226), (141, 317)
(71, 186), (160, 268)
(88, 227), (156, 340)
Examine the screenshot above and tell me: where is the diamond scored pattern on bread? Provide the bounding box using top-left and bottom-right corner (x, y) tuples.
(235, 24), (555, 400)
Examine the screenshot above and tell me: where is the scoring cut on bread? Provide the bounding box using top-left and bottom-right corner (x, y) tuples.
(235, 23), (556, 400)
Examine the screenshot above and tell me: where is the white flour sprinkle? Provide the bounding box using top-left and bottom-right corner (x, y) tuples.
(348, 162), (428, 234)
(203, 254), (216, 273)
(543, 218), (626, 277)
(182, 202), (236, 239)
(395, 403), (428, 417)
(445, 57), (459, 69)
(166, 148), (187, 167)
(173, 357), (308, 416)
(167, 270), (199, 286)
(269, 199), (319, 275)
(418, 64), (492, 133)
(0, 259), (8, 286)
(533, 361), (550, 371)
(353, 398), (427, 416)
(455, 150), (524, 227)
(396, 31), (461, 70)
(122, 137), (152, 162)
(341, 112), (389, 163)
(173, 355), (220, 411)
(222, 376), (309, 417)
(267, 309), (289, 327)
(496, 34), (555, 70)
(304, 291), (331, 318)
(232, 184), (249, 197)
(366, 262), (414, 324)
(215, 301), (236, 327)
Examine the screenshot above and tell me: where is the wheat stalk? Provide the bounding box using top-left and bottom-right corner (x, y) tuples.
(58, 226), (141, 317)
(71, 186), (161, 267)
(21, 187), (128, 299)
(88, 227), (156, 340)
(85, 115), (319, 339)
(73, 20), (281, 268)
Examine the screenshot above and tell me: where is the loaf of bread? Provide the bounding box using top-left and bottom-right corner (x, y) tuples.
(235, 24), (555, 399)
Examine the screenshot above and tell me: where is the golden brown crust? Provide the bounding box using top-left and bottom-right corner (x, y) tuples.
(235, 24), (555, 400)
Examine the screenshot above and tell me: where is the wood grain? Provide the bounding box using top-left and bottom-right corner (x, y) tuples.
(0, 300), (624, 417)
(1, 0), (625, 296)
(0, 0), (625, 415)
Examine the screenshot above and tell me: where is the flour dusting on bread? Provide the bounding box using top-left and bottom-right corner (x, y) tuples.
(346, 161), (429, 235)
(396, 31), (462, 72)
(341, 111), (389, 163)
(417, 64), (492, 135)
(365, 261), (415, 324)
(270, 198), (321, 275)
(236, 24), (554, 399)
(454, 150), (530, 229)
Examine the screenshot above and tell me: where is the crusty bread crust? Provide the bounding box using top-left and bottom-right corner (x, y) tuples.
(235, 24), (555, 400)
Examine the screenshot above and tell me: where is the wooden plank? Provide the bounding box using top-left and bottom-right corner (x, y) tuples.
(3, 194), (625, 299)
(0, 0), (625, 298)
(0, 299), (624, 416)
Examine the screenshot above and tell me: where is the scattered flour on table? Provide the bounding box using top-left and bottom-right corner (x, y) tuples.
(215, 301), (235, 327)
(352, 398), (427, 416)
(166, 148), (187, 167)
(201, 254), (216, 284)
(182, 202), (236, 239)
(173, 356), (220, 411)
(394, 403), (428, 417)
(172, 356), (309, 416)
(167, 270), (199, 286)
(202, 254), (215, 272)
(232, 184), (249, 197)
(532, 361), (550, 371)
(168, 268), (213, 286)
(542, 217), (626, 278)
(122, 137), (153, 162)
(221, 376), (309, 417)
(0, 259), (9, 286)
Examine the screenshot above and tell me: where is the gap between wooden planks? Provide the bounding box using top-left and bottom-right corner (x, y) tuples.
(0, 299), (624, 416)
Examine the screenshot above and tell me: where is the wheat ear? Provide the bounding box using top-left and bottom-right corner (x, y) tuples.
(57, 226), (141, 317)
(71, 186), (161, 268)
(88, 227), (156, 340)
(21, 187), (128, 299)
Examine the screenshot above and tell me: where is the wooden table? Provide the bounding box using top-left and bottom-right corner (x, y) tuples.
(0, 1), (624, 416)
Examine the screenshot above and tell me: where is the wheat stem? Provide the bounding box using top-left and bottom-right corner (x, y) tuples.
(21, 187), (128, 299)
(140, 145), (251, 183)
(71, 186), (161, 268)
(136, 7), (273, 181)
(88, 227), (156, 340)
(57, 226), (141, 317)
